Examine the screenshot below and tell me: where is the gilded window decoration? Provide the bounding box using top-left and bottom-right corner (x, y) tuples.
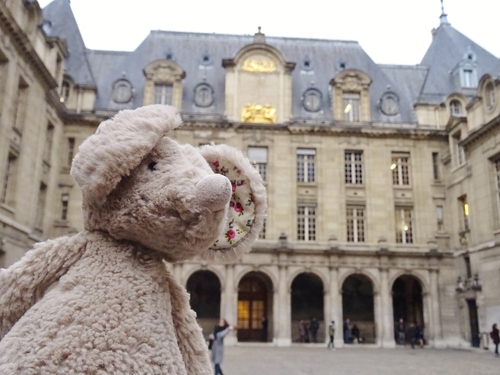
(112, 79), (133, 104)
(242, 59), (276, 73)
(302, 88), (322, 112)
(194, 83), (214, 107)
(241, 104), (276, 123)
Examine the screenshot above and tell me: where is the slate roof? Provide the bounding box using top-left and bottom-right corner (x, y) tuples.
(40, 2), (500, 125)
(42, 0), (95, 87)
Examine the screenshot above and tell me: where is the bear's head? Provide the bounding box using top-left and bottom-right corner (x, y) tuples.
(70, 105), (266, 262)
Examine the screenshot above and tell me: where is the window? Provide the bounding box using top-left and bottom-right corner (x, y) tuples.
(395, 207), (413, 244)
(485, 82), (496, 110)
(461, 69), (477, 88)
(297, 204), (316, 241)
(450, 100), (463, 116)
(436, 205), (444, 231)
(259, 219), (266, 239)
(343, 93), (360, 122)
(345, 150), (363, 184)
(347, 206), (365, 242)
(61, 193), (69, 220)
(1, 153), (17, 207)
(452, 132), (465, 166)
(459, 195), (469, 232)
(35, 182), (47, 229)
(464, 256), (472, 278)
(13, 78), (29, 131)
(67, 137), (75, 167)
(495, 159), (500, 218)
(432, 152), (440, 180)
(391, 153), (410, 186)
(43, 123), (54, 163)
(248, 146), (267, 182)
(297, 149), (315, 183)
(154, 84), (173, 105)
(60, 80), (70, 103)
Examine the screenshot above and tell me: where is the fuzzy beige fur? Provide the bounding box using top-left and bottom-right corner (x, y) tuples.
(0, 105), (266, 374)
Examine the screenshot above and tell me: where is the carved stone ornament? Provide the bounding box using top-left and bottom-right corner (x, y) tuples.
(112, 79), (133, 104)
(241, 104), (277, 123)
(380, 92), (399, 116)
(193, 83), (214, 107)
(153, 65), (176, 83)
(242, 59), (276, 73)
(302, 88), (322, 112)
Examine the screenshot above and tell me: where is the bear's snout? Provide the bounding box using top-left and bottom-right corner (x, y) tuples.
(195, 174), (232, 212)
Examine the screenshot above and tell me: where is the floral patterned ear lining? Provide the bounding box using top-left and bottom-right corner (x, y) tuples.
(211, 160), (255, 250)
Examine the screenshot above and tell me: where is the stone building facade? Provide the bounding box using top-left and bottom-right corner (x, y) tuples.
(1, 0), (499, 349)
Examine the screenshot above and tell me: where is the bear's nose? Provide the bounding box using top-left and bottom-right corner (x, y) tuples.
(195, 174), (232, 211)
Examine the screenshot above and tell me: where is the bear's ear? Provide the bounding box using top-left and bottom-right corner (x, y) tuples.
(70, 105), (182, 205)
(199, 144), (267, 260)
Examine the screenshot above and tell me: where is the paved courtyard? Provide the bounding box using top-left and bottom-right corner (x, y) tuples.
(222, 345), (498, 375)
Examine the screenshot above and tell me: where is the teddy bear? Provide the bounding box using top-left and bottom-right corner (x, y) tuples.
(0, 104), (266, 374)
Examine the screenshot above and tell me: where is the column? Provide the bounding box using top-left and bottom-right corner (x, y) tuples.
(328, 267), (342, 348)
(223, 264), (238, 345)
(429, 268), (445, 347)
(380, 267), (395, 348)
(275, 264), (291, 346)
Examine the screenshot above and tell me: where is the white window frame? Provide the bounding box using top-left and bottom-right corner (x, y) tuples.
(343, 92), (360, 122)
(297, 149), (315, 183)
(452, 132), (465, 167)
(297, 204), (316, 241)
(391, 153), (410, 186)
(345, 150), (363, 184)
(450, 100), (463, 116)
(248, 146), (268, 182)
(395, 207), (414, 244)
(347, 205), (365, 242)
(154, 83), (173, 105)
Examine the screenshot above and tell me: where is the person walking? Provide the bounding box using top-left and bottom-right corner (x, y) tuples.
(343, 318), (351, 344)
(327, 320), (336, 350)
(298, 320), (307, 343)
(490, 323), (499, 357)
(209, 318), (234, 375)
(261, 315), (268, 342)
(396, 318), (406, 345)
(309, 317), (319, 343)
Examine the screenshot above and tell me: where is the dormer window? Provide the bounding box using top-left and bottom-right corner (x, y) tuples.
(143, 60), (185, 108)
(330, 69), (372, 123)
(461, 68), (477, 88)
(450, 100), (463, 116)
(154, 84), (173, 105)
(343, 93), (360, 122)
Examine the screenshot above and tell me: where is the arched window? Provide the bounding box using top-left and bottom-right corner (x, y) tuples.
(485, 82), (496, 110)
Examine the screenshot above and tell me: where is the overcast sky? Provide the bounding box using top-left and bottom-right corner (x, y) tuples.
(38, 0), (499, 65)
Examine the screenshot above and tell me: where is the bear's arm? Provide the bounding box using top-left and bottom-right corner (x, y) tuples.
(0, 233), (87, 339)
(166, 271), (213, 375)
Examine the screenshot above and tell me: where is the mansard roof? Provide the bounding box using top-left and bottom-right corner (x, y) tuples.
(42, 0), (95, 88)
(418, 22), (500, 103)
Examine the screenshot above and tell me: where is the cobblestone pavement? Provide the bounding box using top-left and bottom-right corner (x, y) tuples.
(221, 344), (499, 375)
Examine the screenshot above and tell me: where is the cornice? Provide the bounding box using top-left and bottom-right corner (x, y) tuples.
(0, 2), (58, 90)
(461, 114), (500, 149)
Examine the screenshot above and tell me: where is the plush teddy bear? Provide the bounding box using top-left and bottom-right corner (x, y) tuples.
(0, 104), (266, 374)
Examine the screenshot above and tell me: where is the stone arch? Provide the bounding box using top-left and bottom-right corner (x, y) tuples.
(338, 268), (380, 295)
(391, 274), (425, 344)
(290, 272), (325, 343)
(237, 271), (274, 342)
(445, 93), (468, 116)
(182, 265), (225, 287)
(185, 270), (222, 337)
(478, 74), (497, 112)
(235, 266), (278, 292)
(287, 267), (329, 292)
(341, 272), (376, 344)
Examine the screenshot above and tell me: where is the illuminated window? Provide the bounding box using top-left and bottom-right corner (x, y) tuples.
(297, 204), (316, 241)
(343, 93), (360, 122)
(297, 149), (315, 183)
(395, 207), (413, 244)
(154, 84), (173, 105)
(345, 150), (363, 184)
(347, 206), (365, 242)
(459, 195), (469, 232)
(391, 153), (410, 186)
(248, 147), (267, 182)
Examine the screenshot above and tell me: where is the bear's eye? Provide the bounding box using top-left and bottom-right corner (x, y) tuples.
(147, 162), (157, 171)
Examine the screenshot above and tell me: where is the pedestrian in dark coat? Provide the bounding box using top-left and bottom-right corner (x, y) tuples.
(490, 323), (499, 357)
(209, 318), (234, 375)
